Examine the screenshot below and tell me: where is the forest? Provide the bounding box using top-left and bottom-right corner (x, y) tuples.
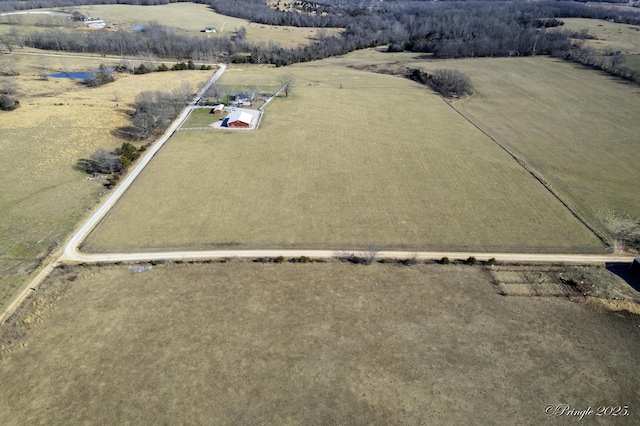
(2, 0), (640, 81)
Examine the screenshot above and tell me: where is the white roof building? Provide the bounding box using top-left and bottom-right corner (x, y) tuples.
(226, 111), (254, 128)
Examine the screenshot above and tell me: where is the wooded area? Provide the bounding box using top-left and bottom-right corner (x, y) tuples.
(2, 0), (640, 80)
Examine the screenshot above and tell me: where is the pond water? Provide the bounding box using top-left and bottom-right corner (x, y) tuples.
(48, 67), (115, 79)
(48, 71), (92, 79)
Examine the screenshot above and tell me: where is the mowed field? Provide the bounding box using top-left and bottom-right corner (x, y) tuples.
(0, 51), (213, 311)
(408, 55), (640, 236)
(84, 62), (603, 253)
(1, 262), (638, 425)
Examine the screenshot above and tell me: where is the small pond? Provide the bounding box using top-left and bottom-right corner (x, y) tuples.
(48, 71), (92, 79)
(48, 67), (115, 79)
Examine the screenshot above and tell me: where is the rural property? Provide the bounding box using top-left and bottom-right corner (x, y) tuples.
(1, 0), (639, 424)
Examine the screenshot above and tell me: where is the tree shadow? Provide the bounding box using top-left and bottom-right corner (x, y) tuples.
(606, 261), (640, 293)
(111, 126), (144, 141)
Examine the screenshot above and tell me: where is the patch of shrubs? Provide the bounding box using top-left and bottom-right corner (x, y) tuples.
(84, 64), (114, 87)
(399, 254), (419, 266)
(133, 61), (212, 74)
(134, 63), (153, 74)
(76, 142), (146, 188)
(409, 68), (473, 98)
(0, 94), (19, 111)
(439, 257), (450, 265)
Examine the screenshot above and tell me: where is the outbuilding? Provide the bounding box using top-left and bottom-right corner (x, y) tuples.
(210, 104), (224, 114)
(226, 111), (254, 128)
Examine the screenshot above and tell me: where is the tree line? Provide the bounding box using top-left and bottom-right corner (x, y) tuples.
(77, 83), (194, 186)
(4, 0), (640, 78)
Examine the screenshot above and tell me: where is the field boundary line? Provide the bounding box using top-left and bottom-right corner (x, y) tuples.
(442, 99), (612, 249)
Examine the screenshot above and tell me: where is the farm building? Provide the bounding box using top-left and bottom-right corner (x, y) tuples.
(210, 104), (224, 114)
(226, 111), (254, 128)
(202, 26), (217, 33)
(231, 91), (256, 106)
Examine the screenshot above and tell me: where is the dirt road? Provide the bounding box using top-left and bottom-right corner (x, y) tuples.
(0, 65), (226, 325)
(0, 61), (636, 326)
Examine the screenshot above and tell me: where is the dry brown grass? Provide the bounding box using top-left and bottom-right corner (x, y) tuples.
(45, 3), (341, 49)
(403, 55), (640, 242)
(0, 262), (638, 424)
(0, 51), (213, 311)
(84, 61), (603, 253)
(561, 18), (640, 55)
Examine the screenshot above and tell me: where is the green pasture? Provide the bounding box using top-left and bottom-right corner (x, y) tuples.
(182, 108), (224, 128)
(85, 62), (602, 253)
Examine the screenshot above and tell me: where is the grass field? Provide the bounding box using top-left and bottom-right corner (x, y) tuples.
(9, 3), (341, 49)
(84, 61), (602, 253)
(1, 262), (638, 424)
(626, 53), (640, 71)
(561, 18), (640, 55)
(0, 51), (213, 311)
(181, 107), (226, 128)
(0, 3), (341, 48)
(0, 13), (70, 34)
(405, 55), (640, 238)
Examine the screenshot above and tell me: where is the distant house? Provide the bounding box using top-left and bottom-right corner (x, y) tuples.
(226, 111), (253, 128)
(70, 13), (105, 28)
(210, 104), (224, 114)
(202, 26), (217, 33)
(232, 90), (256, 106)
(85, 19), (105, 29)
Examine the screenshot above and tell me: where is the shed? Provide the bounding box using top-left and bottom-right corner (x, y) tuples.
(210, 104), (224, 114)
(226, 111), (253, 128)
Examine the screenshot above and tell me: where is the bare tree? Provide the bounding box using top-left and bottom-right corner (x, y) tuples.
(0, 34), (16, 53)
(427, 69), (473, 98)
(37, 56), (50, 81)
(278, 73), (296, 98)
(0, 77), (18, 95)
(361, 245), (379, 265)
(206, 81), (226, 104)
(76, 149), (122, 174)
(0, 58), (18, 76)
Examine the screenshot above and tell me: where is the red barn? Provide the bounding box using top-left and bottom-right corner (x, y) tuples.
(226, 111), (253, 128)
